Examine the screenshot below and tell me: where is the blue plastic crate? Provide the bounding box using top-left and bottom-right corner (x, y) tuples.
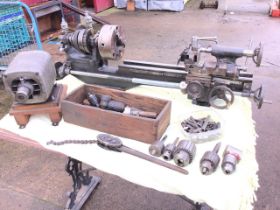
(0, 4), (31, 57)
(0, 3), (20, 16)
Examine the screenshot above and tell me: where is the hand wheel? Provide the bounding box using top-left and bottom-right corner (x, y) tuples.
(208, 85), (234, 109)
(253, 43), (263, 67)
(252, 85), (264, 109)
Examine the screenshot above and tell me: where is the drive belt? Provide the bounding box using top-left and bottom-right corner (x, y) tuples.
(47, 134), (188, 175)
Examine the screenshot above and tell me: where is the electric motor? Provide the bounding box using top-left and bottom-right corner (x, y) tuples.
(3, 51), (56, 104)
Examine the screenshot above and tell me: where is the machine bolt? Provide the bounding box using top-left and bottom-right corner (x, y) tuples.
(162, 137), (179, 161)
(181, 116), (220, 133)
(149, 135), (168, 157)
(200, 142), (221, 175)
(173, 140), (196, 167)
(221, 145), (242, 175)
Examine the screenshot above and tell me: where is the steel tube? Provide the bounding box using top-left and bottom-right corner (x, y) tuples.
(238, 77), (253, 82)
(119, 64), (187, 76)
(121, 146), (188, 175)
(132, 78), (180, 88)
(123, 60), (186, 71)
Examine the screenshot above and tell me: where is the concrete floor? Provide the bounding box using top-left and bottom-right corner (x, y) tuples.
(1, 2), (280, 210)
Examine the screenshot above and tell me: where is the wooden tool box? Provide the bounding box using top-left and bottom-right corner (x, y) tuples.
(61, 84), (171, 143)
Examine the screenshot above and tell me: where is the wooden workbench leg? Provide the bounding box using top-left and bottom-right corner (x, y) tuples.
(49, 112), (62, 126)
(13, 114), (30, 129)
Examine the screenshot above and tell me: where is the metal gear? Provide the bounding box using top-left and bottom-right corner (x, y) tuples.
(63, 29), (93, 54)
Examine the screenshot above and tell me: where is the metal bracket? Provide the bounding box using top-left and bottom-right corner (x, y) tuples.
(65, 157), (101, 210)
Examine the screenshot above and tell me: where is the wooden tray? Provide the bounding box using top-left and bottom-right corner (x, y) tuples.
(61, 84), (171, 143)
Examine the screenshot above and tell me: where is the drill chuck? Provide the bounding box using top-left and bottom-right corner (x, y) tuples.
(222, 153), (238, 174)
(221, 145), (241, 175)
(200, 142), (221, 175)
(162, 138), (179, 161)
(200, 152), (220, 175)
(162, 144), (176, 161)
(174, 140), (196, 167)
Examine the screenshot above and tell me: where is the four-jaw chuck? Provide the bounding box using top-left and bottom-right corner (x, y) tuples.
(200, 143), (221, 175)
(173, 140), (196, 167)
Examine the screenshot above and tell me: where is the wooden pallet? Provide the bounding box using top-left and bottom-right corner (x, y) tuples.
(9, 84), (67, 128)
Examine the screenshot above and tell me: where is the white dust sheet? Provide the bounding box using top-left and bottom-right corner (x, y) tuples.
(0, 75), (259, 210)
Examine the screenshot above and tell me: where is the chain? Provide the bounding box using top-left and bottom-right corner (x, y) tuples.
(46, 139), (97, 146)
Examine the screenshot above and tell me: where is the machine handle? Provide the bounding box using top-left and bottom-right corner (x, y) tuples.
(195, 36), (218, 42)
(252, 43), (263, 67)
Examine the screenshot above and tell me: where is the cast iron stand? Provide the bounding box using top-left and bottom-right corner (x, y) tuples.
(65, 157), (101, 210)
(179, 195), (213, 210)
